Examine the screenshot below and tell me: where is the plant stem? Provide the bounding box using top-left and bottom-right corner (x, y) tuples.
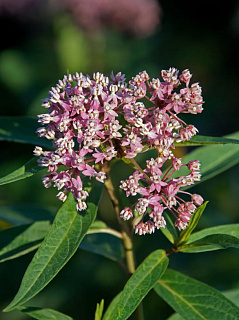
(121, 230), (135, 274)
(104, 170), (144, 320)
(104, 174), (136, 274)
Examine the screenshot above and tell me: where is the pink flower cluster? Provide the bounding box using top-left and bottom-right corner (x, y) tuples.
(120, 159), (203, 234)
(34, 68), (204, 234)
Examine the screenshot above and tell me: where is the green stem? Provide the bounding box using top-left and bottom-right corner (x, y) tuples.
(104, 171), (144, 320)
(104, 175), (136, 274)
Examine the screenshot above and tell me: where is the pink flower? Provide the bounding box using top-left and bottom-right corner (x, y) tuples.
(191, 194), (204, 206)
(120, 207), (133, 220)
(35, 68), (204, 225)
(82, 164), (96, 177)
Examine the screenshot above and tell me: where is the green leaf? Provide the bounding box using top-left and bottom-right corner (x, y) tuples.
(103, 293), (122, 320)
(178, 224), (239, 253)
(81, 222), (124, 261)
(167, 288), (239, 320)
(80, 232), (124, 261)
(175, 202), (208, 246)
(0, 204), (56, 226)
(180, 131), (239, 186)
(160, 212), (179, 244)
(179, 234), (239, 253)
(4, 183), (103, 312)
(175, 135), (239, 146)
(106, 249), (168, 320)
(0, 221), (51, 263)
(0, 221), (123, 263)
(95, 300), (104, 320)
(0, 157), (44, 186)
(166, 313), (183, 320)
(154, 269), (239, 320)
(224, 289), (239, 307)
(90, 220), (108, 230)
(18, 306), (74, 320)
(0, 116), (52, 148)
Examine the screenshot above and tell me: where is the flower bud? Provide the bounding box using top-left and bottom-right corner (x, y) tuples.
(191, 194), (204, 206)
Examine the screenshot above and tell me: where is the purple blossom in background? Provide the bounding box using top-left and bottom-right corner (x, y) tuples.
(34, 68), (204, 235)
(0, 0), (161, 37)
(62, 0), (161, 37)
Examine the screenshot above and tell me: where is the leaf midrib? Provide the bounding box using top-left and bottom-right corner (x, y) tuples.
(156, 279), (208, 320)
(117, 253), (166, 317)
(8, 211), (81, 309)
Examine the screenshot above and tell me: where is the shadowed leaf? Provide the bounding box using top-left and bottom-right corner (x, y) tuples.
(18, 306), (74, 320)
(0, 116), (52, 148)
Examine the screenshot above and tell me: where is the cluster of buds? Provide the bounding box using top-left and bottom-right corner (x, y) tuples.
(34, 68), (204, 234)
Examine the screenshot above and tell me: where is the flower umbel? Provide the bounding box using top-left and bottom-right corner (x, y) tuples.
(34, 68), (204, 234)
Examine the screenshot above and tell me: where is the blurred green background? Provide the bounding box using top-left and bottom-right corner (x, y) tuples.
(0, 1), (239, 319)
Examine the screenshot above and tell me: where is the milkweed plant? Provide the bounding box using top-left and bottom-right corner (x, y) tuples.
(1, 68), (239, 320)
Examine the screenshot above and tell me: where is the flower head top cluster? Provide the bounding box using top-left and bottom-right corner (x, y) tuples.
(34, 68), (204, 233)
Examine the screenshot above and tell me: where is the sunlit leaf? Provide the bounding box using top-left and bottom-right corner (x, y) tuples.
(175, 135), (239, 146)
(95, 300), (104, 320)
(4, 183), (103, 312)
(179, 131), (239, 186)
(155, 269), (239, 320)
(224, 289), (239, 307)
(178, 224), (239, 253)
(105, 250), (168, 320)
(167, 288), (239, 320)
(103, 293), (121, 320)
(0, 157), (43, 186)
(175, 202), (208, 246)
(160, 212), (178, 244)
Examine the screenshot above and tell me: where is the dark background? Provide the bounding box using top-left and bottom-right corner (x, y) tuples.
(0, 1), (239, 319)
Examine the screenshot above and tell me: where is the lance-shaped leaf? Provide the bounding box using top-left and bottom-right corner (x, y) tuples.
(0, 221), (51, 263)
(178, 224), (239, 253)
(80, 231), (124, 262)
(0, 116), (53, 148)
(4, 183), (103, 312)
(167, 313), (183, 320)
(175, 202), (208, 247)
(0, 157), (44, 186)
(105, 249), (168, 320)
(17, 306), (74, 320)
(160, 212), (179, 244)
(103, 293), (122, 320)
(175, 135), (239, 146)
(0, 219), (123, 264)
(95, 300), (104, 320)
(224, 289), (239, 307)
(0, 204), (56, 226)
(179, 131), (239, 186)
(155, 269), (239, 320)
(167, 288), (239, 320)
